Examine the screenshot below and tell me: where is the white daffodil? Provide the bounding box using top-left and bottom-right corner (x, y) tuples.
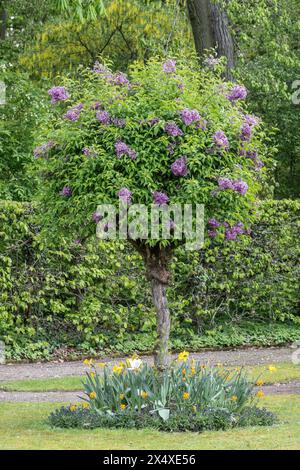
(127, 358), (143, 370)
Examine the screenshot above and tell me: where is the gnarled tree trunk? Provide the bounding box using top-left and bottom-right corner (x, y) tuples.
(187, 0), (234, 78)
(132, 241), (172, 370)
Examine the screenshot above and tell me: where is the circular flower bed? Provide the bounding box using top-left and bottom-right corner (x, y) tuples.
(48, 353), (277, 431)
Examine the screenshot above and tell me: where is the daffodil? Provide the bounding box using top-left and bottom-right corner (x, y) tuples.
(140, 391), (148, 399)
(127, 357), (143, 370)
(98, 362), (106, 368)
(120, 404), (126, 410)
(230, 395), (238, 402)
(89, 391), (97, 399)
(83, 358), (93, 366)
(183, 392), (190, 400)
(112, 364), (124, 374)
(82, 402), (89, 409)
(70, 405), (77, 412)
(256, 379), (264, 386)
(256, 390), (265, 398)
(119, 393), (125, 400)
(90, 372), (96, 378)
(268, 365), (277, 373)
(178, 351), (189, 362)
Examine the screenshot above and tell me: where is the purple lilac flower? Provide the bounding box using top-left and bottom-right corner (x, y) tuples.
(48, 86), (69, 104)
(112, 117), (126, 127)
(91, 101), (103, 110)
(196, 118), (207, 131)
(33, 140), (55, 158)
(64, 103), (83, 121)
(218, 178), (234, 190)
(83, 147), (92, 156)
(171, 156), (188, 177)
(244, 114), (259, 127)
(92, 212), (103, 223)
(163, 59), (176, 74)
(232, 180), (248, 195)
(115, 140), (136, 160)
(179, 108), (200, 126)
(208, 230), (217, 238)
(93, 62), (110, 76)
(165, 122), (183, 137)
(148, 117), (160, 125)
(208, 218), (221, 229)
(204, 56), (221, 68)
(112, 72), (129, 86)
(96, 110), (110, 125)
(152, 191), (169, 206)
(225, 222), (245, 241)
(213, 130), (229, 149)
(118, 187), (132, 204)
(240, 122), (252, 142)
(227, 85), (247, 102)
(60, 186), (72, 197)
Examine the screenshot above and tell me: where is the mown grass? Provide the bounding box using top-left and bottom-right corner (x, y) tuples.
(1, 362), (299, 392)
(0, 395), (299, 450)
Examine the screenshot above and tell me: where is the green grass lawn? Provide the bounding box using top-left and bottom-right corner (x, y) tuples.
(0, 395), (299, 450)
(1, 362), (299, 392)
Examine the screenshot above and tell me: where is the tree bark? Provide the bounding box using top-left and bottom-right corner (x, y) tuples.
(151, 277), (171, 370)
(187, 0), (234, 78)
(132, 241), (172, 370)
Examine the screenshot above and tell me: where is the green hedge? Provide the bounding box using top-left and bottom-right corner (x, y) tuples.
(0, 199), (299, 360)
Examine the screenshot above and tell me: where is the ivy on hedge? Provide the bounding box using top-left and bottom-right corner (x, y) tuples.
(0, 199), (299, 360)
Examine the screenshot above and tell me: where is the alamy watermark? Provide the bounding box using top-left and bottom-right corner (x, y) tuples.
(291, 80), (300, 105)
(0, 80), (6, 105)
(0, 341), (5, 364)
(95, 203), (205, 251)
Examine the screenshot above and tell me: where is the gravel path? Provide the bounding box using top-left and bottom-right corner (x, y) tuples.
(1, 381), (300, 403)
(0, 346), (295, 383)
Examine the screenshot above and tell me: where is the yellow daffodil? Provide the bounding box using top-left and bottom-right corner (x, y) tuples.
(230, 395), (238, 402)
(89, 391), (97, 399)
(191, 367), (196, 376)
(256, 390), (265, 398)
(82, 402), (89, 409)
(178, 351), (189, 362)
(119, 393), (125, 400)
(120, 404), (126, 410)
(90, 372), (96, 378)
(256, 379), (264, 386)
(112, 364), (124, 374)
(83, 358), (93, 366)
(182, 368), (187, 376)
(183, 392), (190, 400)
(98, 362), (106, 368)
(140, 391), (148, 399)
(268, 365), (277, 373)
(70, 405), (77, 412)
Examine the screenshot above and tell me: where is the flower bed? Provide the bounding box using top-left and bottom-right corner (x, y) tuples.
(49, 353), (277, 431)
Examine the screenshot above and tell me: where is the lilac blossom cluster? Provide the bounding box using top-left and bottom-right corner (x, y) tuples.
(152, 191), (169, 206)
(60, 186), (72, 197)
(96, 110), (110, 125)
(179, 108), (200, 126)
(115, 140), (137, 160)
(171, 156), (188, 176)
(93, 62), (130, 87)
(118, 187), (132, 204)
(92, 211), (103, 223)
(208, 219), (249, 240)
(213, 130), (229, 149)
(240, 114), (258, 142)
(204, 56), (221, 68)
(64, 103), (84, 121)
(48, 86), (69, 104)
(163, 59), (176, 74)
(165, 122), (183, 137)
(218, 177), (248, 195)
(34, 140), (55, 158)
(227, 85), (247, 102)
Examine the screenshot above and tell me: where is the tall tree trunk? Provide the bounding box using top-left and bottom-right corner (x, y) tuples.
(0, 8), (6, 40)
(187, 0), (234, 78)
(151, 277), (171, 370)
(132, 242), (172, 370)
